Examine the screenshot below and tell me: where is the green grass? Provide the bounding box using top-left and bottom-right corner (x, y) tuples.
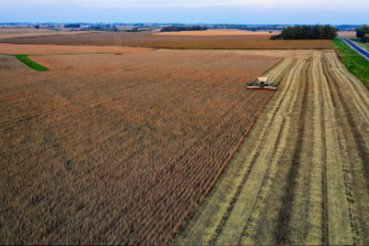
(333, 39), (369, 89)
(15, 55), (48, 71)
(353, 40), (369, 52)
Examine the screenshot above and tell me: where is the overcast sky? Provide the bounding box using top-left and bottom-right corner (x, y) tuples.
(1, 0), (368, 24)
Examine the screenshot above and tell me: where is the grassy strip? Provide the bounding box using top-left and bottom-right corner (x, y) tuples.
(15, 55), (48, 71)
(353, 40), (369, 52)
(333, 39), (369, 88)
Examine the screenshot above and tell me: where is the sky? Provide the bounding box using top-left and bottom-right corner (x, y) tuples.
(0, 0), (368, 24)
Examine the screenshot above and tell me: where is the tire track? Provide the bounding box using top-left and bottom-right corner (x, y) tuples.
(322, 53), (369, 244)
(323, 54), (369, 192)
(299, 53), (324, 244)
(274, 59), (310, 244)
(319, 63), (329, 246)
(236, 60), (305, 245)
(237, 118), (287, 244)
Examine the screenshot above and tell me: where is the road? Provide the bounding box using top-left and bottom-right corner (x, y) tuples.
(341, 37), (369, 60)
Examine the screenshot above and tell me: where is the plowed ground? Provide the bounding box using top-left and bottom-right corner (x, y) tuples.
(175, 50), (369, 245)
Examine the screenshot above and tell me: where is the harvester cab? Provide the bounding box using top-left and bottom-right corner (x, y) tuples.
(247, 77), (278, 90)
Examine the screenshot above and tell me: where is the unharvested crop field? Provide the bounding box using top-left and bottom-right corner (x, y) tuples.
(338, 31), (357, 39)
(0, 48), (282, 244)
(0, 43), (149, 55)
(0, 28), (96, 40)
(0, 31), (333, 49)
(154, 29), (277, 36)
(175, 50), (369, 245)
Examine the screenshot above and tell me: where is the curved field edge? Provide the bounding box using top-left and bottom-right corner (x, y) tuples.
(15, 55), (49, 71)
(174, 50), (369, 245)
(333, 39), (369, 88)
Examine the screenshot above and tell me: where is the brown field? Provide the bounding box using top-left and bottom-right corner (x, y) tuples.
(2, 29), (367, 245)
(0, 43), (150, 55)
(175, 50), (369, 245)
(0, 48), (284, 244)
(154, 29), (277, 36)
(0, 28), (97, 40)
(0, 31), (333, 49)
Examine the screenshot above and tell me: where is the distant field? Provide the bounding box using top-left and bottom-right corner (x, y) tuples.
(154, 29), (277, 36)
(338, 31), (357, 39)
(0, 47), (283, 244)
(0, 31), (333, 49)
(0, 43), (150, 55)
(0, 28), (97, 40)
(175, 50), (369, 245)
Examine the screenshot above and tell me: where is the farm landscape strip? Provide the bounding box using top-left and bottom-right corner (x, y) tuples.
(0, 31), (333, 50)
(0, 49), (280, 244)
(175, 50), (369, 245)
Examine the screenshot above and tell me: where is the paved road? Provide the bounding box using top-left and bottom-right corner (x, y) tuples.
(341, 37), (369, 61)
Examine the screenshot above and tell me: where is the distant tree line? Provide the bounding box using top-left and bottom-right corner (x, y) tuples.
(82, 25), (119, 31)
(271, 25), (337, 40)
(357, 25), (369, 42)
(211, 24), (286, 31)
(160, 26), (208, 32)
(64, 23), (81, 28)
(125, 28), (140, 32)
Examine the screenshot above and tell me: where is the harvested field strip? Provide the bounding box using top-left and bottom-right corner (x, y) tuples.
(274, 59), (310, 244)
(175, 57), (298, 244)
(174, 50), (369, 245)
(215, 60), (301, 245)
(15, 55), (48, 71)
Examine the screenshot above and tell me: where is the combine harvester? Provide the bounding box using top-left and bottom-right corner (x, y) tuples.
(247, 77), (278, 90)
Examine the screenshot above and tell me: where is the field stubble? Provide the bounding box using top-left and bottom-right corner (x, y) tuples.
(175, 50), (369, 245)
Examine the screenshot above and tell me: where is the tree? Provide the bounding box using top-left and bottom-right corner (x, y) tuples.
(64, 23), (81, 28)
(271, 25), (337, 40)
(357, 25), (369, 42)
(160, 26), (208, 32)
